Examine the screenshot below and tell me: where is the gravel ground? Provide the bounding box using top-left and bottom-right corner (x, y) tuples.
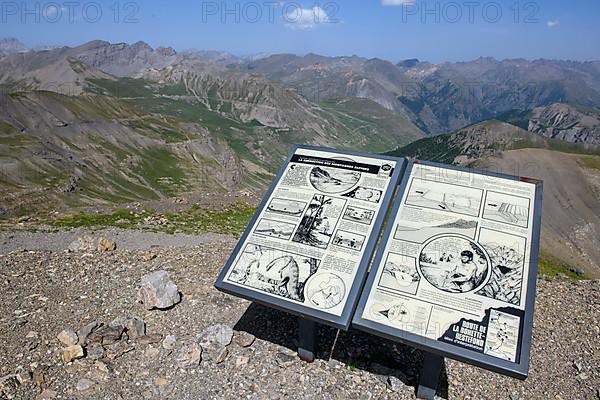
(0, 228), (235, 253)
(0, 237), (598, 400)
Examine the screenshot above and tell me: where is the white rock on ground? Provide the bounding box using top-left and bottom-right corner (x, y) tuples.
(76, 378), (95, 391)
(198, 324), (234, 347)
(57, 329), (78, 346)
(137, 270), (181, 310)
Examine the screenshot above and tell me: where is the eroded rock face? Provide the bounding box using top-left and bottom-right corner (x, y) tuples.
(137, 271), (181, 310)
(528, 103), (600, 145)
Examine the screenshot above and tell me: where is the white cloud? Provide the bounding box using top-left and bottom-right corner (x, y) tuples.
(382, 0), (417, 6)
(547, 20), (560, 28)
(43, 5), (69, 19)
(284, 6), (333, 30)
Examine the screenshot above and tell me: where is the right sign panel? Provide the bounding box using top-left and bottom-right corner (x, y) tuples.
(353, 160), (543, 378)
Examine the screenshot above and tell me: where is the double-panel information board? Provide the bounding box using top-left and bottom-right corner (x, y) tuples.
(352, 160), (543, 378)
(215, 145), (404, 330)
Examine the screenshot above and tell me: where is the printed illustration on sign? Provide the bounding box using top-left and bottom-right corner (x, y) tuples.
(419, 235), (490, 293)
(292, 195), (345, 249)
(254, 218), (296, 240)
(379, 253), (420, 295)
(306, 273), (346, 309)
(483, 191), (530, 228)
(342, 206), (375, 225)
(369, 302), (411, 323)
(310, 164), (361, 194)
(476, 229), (526, 305)
(484, 310), (520, 361)
(228, 244), (319, 302)
(406, 179), (483, 217)
(332, 230), (365, 251)
(395, 217), (478, 243)
(267, 198), (307, 217)
(342, 187), (382, 203)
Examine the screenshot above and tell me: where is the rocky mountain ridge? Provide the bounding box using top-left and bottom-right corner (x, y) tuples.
(238, 53), (600, 135)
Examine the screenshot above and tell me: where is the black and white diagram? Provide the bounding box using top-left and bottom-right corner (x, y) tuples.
(477, 229), (526, 305)
(369, 302), (411, 323)
(332, 230), (365, 251)
(216, 146), (401, 325)
(379, 253), (420, 295)
(309, 165), (361, 194)
(253, 218), (296, 240)
(267, 198), (307, 217)
(306, 273), (346, 309)
(342, 186), (382, 203)
(406, 179), (483, 217)
(228, 244), (319, 302)
(483, 191), (531, 228)
(419, 235), (490, 293)
(354, 161), (541, 378)
(394, 217), (478, 243)
(484, 310), (520, 362)
(342, 206), (375, 225)
(292, 195), (346, 249)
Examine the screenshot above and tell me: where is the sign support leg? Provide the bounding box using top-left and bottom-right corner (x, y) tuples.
(416, 352), (444, 400)
(297, 317), (317, 362)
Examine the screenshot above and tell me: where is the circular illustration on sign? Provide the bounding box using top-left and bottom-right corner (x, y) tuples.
(305, 273), (346, 309)
(309, 158), (361, 194)
(419, 234), (490, 293)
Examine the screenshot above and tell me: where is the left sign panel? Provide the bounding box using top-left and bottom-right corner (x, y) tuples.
(215, 145), (404, 330)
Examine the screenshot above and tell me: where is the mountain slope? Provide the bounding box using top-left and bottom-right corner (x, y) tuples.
(0, 91), (248, 216)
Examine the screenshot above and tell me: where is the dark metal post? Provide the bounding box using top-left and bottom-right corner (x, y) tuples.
(298, 317), (317, 362)
(416, 352), (444, 400)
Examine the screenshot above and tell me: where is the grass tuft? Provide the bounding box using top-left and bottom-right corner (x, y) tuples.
(537, 253), (586, 280)
(45, 201), (256, 237)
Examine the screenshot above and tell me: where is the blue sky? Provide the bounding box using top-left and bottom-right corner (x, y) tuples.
(3, 0), (599, 62)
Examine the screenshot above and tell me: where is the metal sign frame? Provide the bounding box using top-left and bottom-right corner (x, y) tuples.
(352, 159), (543, 379)
(215, 145), (406, 330)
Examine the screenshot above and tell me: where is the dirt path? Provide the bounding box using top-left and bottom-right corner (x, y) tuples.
(0, 228), (237, 254)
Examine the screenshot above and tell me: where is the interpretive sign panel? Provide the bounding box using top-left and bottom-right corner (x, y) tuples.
(215, 145), (404, 330)
(353, 160), (543, 378)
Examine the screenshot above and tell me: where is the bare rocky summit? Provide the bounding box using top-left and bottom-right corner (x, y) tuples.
(0, 233), (597, 399)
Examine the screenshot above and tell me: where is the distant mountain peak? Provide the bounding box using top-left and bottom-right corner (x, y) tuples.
(397, 58), (420, 68)
(0, 37), (27, 54)
(131, 41), (153, 51)
(156, 47), (177, 57)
